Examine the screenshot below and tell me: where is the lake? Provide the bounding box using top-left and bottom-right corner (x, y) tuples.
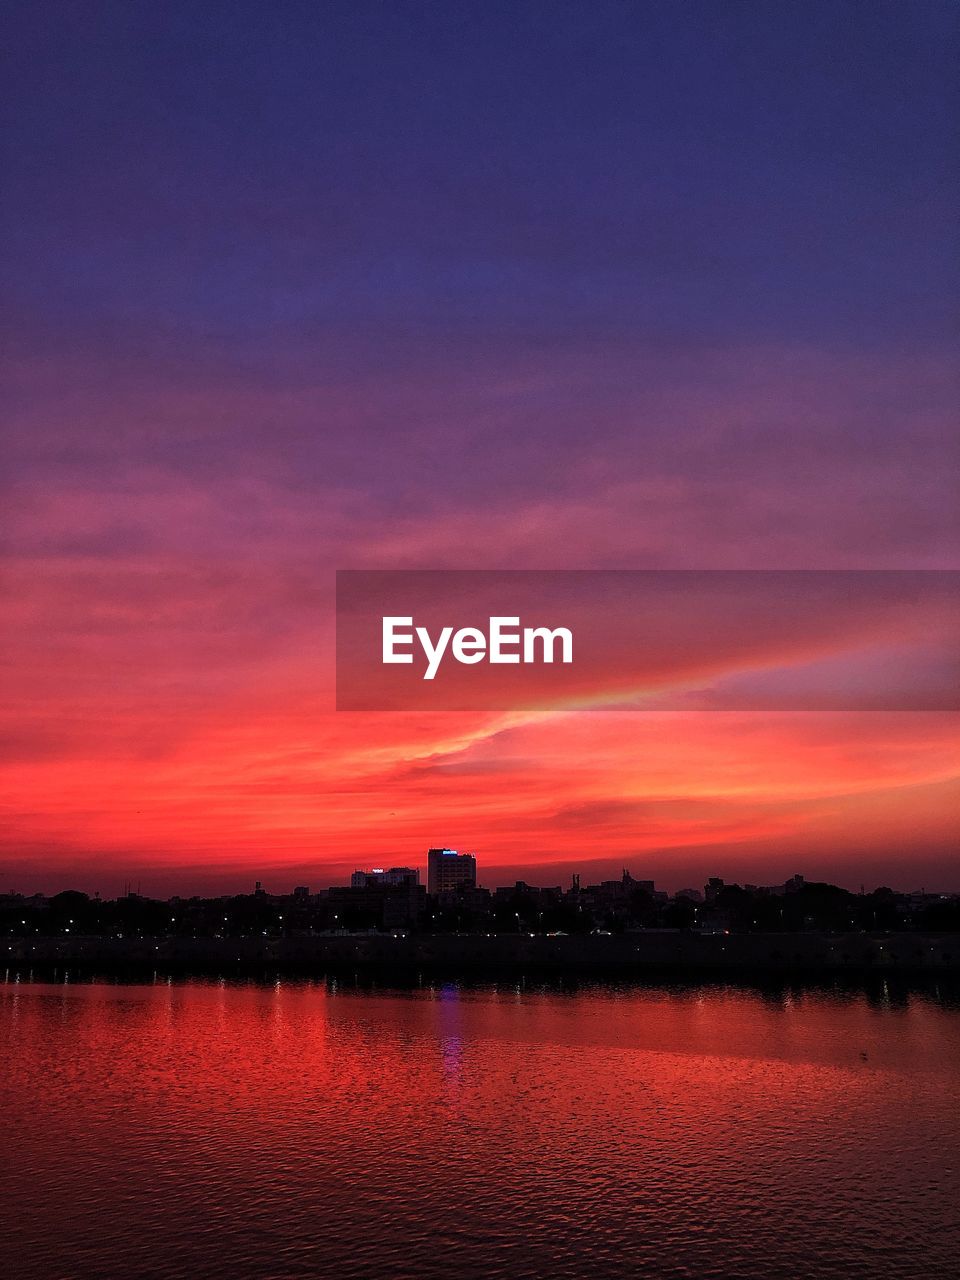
(2, 974), (958, 1279)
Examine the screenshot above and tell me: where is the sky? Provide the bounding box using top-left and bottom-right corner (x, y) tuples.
(2, 1), (958, 896)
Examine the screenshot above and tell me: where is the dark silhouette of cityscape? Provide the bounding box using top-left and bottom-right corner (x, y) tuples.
(4, 848), (959, 954)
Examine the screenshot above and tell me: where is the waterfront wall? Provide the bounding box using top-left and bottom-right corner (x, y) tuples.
(6, 930), (959, 975)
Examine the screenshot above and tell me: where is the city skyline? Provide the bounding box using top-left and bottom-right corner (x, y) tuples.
(6, 847), (959, 904)
(7, 860), (958, 966)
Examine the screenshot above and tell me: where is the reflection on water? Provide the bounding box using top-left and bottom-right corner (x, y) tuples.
(1, 975), (958, 1279)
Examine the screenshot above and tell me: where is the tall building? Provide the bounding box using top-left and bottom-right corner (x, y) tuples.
(427, 848), (477, 895)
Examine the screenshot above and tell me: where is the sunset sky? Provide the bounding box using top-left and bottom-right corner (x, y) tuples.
(2, 1), (958, 895)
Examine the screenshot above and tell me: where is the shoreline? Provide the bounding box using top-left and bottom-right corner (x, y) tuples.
(6, 929), (959, 978)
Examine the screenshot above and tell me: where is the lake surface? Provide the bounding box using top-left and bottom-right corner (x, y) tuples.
(2, 975), (958, 1279)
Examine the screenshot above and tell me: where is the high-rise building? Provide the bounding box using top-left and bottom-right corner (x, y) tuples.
(427, 848), (477, 895)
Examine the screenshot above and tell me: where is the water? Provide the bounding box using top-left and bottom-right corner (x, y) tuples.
(2, 975), (958, 1279)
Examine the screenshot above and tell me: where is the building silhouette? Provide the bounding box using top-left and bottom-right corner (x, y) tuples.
(350, 867), (420, 888)
(330, 868), (425, 930)
(427, 848), (477, 895)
